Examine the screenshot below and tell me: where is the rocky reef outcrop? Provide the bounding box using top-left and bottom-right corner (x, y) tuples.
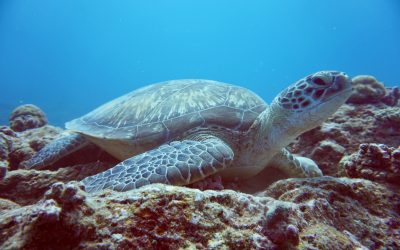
(1, 178), (399, 249)
(0, 75), (400, 249)
(346, 75), (387, 104)
(340, 143), (400, 184)
(9, 104), (48, 132)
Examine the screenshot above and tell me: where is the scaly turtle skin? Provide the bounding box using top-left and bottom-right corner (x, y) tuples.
(22, 71), (353, 193)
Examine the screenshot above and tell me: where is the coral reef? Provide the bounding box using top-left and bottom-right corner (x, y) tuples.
(0, 105), (115, 205)
(340, 143), (400, 184)
(9, 104), (48, 132)
(0, 178), (398, 249)
(263, 177), (400, 249)
(0, 162), (112, 206)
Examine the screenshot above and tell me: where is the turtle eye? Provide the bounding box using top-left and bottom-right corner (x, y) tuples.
(312, 77), (326, 86)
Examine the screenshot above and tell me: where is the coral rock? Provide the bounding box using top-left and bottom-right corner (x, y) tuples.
(262, 177), (400, 249)
(188, 175), (226, 190)
(1, 178), (399, 249)
(0, 162), (112, 206)
(0, 198), (20, 212)
(0, 165), (6, 180)
(310, 139), (345, 176)
(347, 75), (386, 104)
(44, 181), (88, 209)
(9, 104), (48, 132)
(340, 143), (400, 184)
(0, 126), (14, 173)
(382, 86), (400, 106)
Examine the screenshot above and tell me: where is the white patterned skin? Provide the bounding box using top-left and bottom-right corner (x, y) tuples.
(23, 71), (353, 192)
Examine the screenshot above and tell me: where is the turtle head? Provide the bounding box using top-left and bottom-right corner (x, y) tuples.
(253, 71), (352, 153)
(274, 71), (352, 114)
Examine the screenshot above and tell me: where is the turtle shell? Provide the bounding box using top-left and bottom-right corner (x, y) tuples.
(66, 80), (266, 158)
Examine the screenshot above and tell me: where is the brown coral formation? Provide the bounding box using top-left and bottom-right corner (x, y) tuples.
(263, 177), (400, 249)
(382, 86), (400, 106)
(9, 104), (48, 132)
(1, 178), (399, 249)
(347, 75), (386, 104)
(0, 126), (14, 177)
(340, 143), (400, 184)
(0, 162), (112, 206)
(0, 106), (116, 205)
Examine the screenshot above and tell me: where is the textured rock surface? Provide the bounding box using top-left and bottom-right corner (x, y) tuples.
(0, 178), (399, 249)
(0, 106), (116, 205)
(382, 86), (400, 106)
(263, 177), (400, 249)
(0, 162), (112, 206)
(340, 143), (400, 184)
(309, 139), (346, 176)
(9, 104), (48, 132)
(0, 126), (15, 175)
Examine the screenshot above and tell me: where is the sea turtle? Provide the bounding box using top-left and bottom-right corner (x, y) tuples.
(22, 71), (352, 193)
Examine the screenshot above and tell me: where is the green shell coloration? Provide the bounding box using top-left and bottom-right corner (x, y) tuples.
(66, 79), (266, 143)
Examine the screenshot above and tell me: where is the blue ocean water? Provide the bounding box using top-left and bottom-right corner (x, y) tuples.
(1, 0), (399, 126)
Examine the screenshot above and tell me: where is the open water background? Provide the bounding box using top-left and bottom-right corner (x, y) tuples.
(1, 0), (399, 126)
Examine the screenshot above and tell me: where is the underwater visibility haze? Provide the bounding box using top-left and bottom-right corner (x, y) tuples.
(1, 0), (400, 125)
(1, 0), (400, 126)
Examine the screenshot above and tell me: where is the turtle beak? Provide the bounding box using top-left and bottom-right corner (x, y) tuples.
(323, 73), (353, 101)
(334, 73), (352, 91)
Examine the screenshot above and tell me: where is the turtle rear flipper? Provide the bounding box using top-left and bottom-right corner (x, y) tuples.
(21, 133), (89, 170)
(81, 136), (234, 193)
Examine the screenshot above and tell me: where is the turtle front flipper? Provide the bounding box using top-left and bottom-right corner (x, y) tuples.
(237, 148), (322, 193)
(269, 148), (323, 178)
(81, 136), (234, 193)
(21, 133), (89, 170)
